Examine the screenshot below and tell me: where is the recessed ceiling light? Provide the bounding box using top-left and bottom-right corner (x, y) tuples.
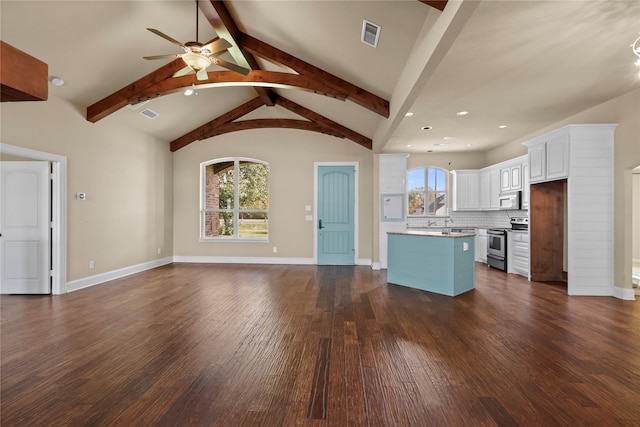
(406, 144), (412, 148)
(499, 125), (508, 129)
(421, 126), (432, 130)
(405, 112), (414, 117)
(456, 111), (469, 116)
(434, 143), (449, 146)
(443, 136), (456, 140)
(49, 76), (64, 86)
(465, 144), (472, 147)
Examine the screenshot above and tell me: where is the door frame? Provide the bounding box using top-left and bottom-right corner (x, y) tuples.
(0, 143), (66, 295)
(313, 162), (359, 265)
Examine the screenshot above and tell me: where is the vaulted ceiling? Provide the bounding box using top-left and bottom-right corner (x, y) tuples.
(2, 1), (639, 154)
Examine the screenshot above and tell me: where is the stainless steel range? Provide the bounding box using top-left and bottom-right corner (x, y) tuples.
(487, 217), (528, 271)
(487, 228), (508, 271)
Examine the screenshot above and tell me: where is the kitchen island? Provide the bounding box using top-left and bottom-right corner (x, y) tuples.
(387, 231), (475, 296)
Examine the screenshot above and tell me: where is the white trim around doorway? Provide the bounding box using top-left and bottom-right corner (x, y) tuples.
(0, 143), (67, 295)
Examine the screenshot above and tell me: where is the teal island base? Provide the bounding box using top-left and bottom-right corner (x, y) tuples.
(387, 231), (475, 297)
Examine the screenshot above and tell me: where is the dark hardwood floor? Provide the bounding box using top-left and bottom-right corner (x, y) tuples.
(2, 263), (639, 426)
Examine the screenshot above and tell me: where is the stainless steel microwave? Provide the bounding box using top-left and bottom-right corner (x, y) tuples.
(499, 191), (521, 210)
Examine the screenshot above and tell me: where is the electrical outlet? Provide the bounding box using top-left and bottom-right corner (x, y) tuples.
(157, 247), (161, 255)
(89, 260), (95, 269)
(272, 246), (277, 253)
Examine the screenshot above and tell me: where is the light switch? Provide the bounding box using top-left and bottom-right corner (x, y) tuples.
(305, 205), (312, 211)
(305, 215), (313, 221)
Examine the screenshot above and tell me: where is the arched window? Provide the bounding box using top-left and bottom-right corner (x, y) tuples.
(407, 166), (448, 216)
(201, 158), (269, 240)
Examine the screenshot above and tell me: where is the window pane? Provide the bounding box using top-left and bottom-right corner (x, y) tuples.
(434, 168), (446, 191)
(204, 211), (234, 237)
(206, 162), (234, 210)
(239, 162), (269, 210)
(239, 212), (269, 238)
(407, 168), (425, 192)
(434, 192), (446, 215)
(427, 168), (436, 191)
(408, 192), (425, 215)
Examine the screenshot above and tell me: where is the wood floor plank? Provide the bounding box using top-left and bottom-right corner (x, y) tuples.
(2, 263), (639, 426)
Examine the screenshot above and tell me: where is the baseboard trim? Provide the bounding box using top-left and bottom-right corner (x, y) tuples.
(613, 285), (636, 301)
(174, 256), (372, 266)
(173, 256), (315, 265)
(65, 257), (173, 293)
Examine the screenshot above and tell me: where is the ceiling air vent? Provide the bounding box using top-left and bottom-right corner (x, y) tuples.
(361, 19), (381, 48)
(139, 108), (159, 119)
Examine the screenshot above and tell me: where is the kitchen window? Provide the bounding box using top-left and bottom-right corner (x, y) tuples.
(201, 158), (269, 240)
(407, 166), (447, 216)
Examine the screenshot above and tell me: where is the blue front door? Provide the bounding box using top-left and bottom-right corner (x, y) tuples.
(317, 166), (355, 265)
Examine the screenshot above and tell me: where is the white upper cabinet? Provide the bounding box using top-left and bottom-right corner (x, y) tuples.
(525, 133), (569, 184)
(546, 134), (570, 180)
(451, 170), (479, 211)
(500, 161), (523, 193)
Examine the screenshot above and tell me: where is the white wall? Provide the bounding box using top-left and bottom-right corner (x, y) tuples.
(1, 95), (174, 283)
(172, 129), (373, 262)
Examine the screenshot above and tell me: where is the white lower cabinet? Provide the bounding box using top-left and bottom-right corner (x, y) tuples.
(507, 231), (529, 278)
(475, 229), (487, 263)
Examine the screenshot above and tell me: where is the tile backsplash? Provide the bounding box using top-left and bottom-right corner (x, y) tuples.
(407, 209), (528, 229)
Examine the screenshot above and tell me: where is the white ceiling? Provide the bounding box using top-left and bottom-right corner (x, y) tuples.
(2, 1), (639, 154)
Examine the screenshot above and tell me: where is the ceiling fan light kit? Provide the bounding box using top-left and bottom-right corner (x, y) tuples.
(182, 52), (211, 71)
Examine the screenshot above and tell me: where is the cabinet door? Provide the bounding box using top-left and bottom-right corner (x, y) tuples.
(522, 163), (530, 209)
(490, 168), (500, 209)
(528, 144), (545, 183)
(510, 164), (521, 191)
(546, 135), (569, 180)
(479, 171), (491, 210)
(453, 172), (479, 211)
(500, 167), (511, 193)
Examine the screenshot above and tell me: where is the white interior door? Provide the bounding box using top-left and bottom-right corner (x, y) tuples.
(1, 161), (51, 294)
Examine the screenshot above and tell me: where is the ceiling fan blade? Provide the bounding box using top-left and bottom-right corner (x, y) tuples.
(173, 66), (194, 78)
(147, 28), (186, 49)
(144, 54), (181, 60)
(202, 38), (232, 54)
(211, 57), (251, 76)
(196, 69), (209, 81)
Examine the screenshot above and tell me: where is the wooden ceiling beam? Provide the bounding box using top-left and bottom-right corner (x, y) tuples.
(274, 95), (372, 149)
(198, 0), (276, 106)
(1, 41), (48, 102)
(170, 96), (264, 151)
(170, 94), (372, 151)
(133, 71), (348, 105)
(237, 32), (389, 118)
(86, 58), (186, 123)
(419, 1), (448, 11)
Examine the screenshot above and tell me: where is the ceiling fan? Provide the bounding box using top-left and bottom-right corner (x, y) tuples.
(143, 1), (249, 80)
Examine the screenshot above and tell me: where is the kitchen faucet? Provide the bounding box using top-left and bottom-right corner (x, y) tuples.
(427, 220), (437, 226)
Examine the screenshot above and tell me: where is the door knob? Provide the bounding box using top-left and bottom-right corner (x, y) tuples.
(318, 219), (324, 229)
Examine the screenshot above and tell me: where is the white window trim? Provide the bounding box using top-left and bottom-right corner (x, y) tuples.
(406, 166), (448, 217)
(200, 157), (269, 242)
